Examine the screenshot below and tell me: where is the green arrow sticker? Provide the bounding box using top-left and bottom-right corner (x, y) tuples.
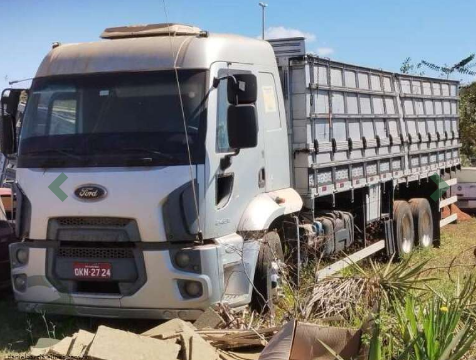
(430, 174), (449, 202)
(48, 173), (68, 202)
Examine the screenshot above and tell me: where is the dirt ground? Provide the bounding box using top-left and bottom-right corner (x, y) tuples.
(1, 217), (476, 358)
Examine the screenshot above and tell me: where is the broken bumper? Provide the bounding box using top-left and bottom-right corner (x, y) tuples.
(10, 241), (223, 319)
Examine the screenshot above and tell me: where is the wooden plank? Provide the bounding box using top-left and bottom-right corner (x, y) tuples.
(316, 240), (386, 280)
(440, 213), (458, 228)
(88, 326), (180, 360)
(69, 330), (95, 358)
(440, 196), (458, 209)
(198, 327), (279, 338)
(444, 178), (458, 187)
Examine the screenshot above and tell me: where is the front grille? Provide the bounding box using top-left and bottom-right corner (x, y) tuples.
(55, 217), (131, 227)
(57, 247), (134, 259)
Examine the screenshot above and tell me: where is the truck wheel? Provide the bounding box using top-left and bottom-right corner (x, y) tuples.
(409, 198), (433, 248)
(251, 231), (283, 314)
(393, 200), (415, 255)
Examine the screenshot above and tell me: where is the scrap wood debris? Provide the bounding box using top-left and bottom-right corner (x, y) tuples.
(27, 303), (368, 360)
(198, 327), (280, 350)
(28, 308), (271, 360)
(28, 318), (363, 360)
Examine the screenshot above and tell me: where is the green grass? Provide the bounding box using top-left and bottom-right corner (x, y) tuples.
(0, 290), (161, 357)
(1, 219), (476, 358)
(348, 218), (476, 298)
(0, 291), (88, 355)
(407, 218), (476, 297)
(277, 219), (476, 323)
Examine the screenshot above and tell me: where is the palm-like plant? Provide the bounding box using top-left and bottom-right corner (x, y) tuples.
(315, 269), (476, 360)
(305, 256), (435, 320)
(394, 276), (476, 360)
(349, 255), (436, 304)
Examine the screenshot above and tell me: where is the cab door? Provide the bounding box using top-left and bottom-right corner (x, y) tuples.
(257, 72), (290, 191)
(203, 63), (266, 239)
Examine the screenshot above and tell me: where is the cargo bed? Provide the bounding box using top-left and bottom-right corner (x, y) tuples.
(270, 38), (461, 209)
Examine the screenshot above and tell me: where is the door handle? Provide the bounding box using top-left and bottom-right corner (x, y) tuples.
(258, 168), (266, 188)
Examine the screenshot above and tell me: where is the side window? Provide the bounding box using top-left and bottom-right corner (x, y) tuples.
(216, 69), (257, 153)
(23, 91), (51, 138)
(259, 72), (281, 131)
(216, 74), (230, 153)
(49, 98), (77, 135)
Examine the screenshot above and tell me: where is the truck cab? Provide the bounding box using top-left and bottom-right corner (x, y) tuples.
(7, 24), (301, 319)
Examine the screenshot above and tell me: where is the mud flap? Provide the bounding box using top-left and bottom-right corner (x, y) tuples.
(384, 219), (395, 257)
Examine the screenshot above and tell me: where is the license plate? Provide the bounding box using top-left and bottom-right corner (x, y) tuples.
(73, 262), (112, 279)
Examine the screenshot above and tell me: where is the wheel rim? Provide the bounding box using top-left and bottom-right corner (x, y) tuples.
(401, 214), (413, 254)
(420, 211), (432, 247)
(270, 260), (282, 301)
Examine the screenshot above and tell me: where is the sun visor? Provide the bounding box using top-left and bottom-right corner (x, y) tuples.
(101, 23), (203, 39)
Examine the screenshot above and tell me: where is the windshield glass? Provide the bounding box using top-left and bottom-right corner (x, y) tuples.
(18, 70), (207, 168)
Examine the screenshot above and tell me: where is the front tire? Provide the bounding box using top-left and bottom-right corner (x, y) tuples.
(251, 231), (283, 314)
(409, 198), (433, 248)
(393, 200), (415, 256)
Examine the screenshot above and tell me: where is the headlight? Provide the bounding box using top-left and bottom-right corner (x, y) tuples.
(10, 243), (29, 268)
(16, 249), (28, 265)
(13, 274), (27, 292)
(175, 252), (191, 268)
(184, 281), (202, 297)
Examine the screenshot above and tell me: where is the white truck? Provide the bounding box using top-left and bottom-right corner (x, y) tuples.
(456, 167), (476, 212)
(2, 23), (461, 319)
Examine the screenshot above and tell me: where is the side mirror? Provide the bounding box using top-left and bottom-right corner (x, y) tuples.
(1, 89), (22, 117)
(227, 74), (257, 105)
(0, 89), (23, 157)
(0, 114), (16, 156)
(227, 105), (258, 149)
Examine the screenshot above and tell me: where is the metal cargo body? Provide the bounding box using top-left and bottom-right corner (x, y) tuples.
(270, 38), (461, 205)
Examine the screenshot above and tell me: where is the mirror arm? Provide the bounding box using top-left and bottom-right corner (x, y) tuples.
(213, 75), (237, 89)
(220, 149), (240, 171)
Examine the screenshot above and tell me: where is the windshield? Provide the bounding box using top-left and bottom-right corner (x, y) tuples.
(18, 70), (207, 168)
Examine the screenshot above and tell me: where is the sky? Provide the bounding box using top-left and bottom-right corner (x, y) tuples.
(1, 0), (475, 93)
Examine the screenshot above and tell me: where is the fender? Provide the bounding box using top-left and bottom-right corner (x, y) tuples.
(238, 188), (303, 232)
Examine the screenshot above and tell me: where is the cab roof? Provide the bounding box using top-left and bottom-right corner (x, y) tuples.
(35, 24), (276, 78)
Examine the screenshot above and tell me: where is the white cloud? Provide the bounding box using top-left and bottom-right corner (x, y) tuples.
(263, 26), (316, 42)
(316, 47), (334, 56)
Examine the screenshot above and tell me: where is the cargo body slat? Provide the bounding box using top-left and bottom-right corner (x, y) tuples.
(269, 38), (461, 203)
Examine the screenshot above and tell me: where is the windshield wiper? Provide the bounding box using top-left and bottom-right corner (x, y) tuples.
(23, 148), (84, 160)
(123, 148), (177, 161)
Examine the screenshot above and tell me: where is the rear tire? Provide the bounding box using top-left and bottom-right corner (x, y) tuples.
(251, 231), (283, 314)
(409, 198), (433, 248)
(393, 200), (415, 256)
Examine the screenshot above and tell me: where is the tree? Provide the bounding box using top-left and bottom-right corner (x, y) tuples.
(459, 82), (476, 162)
(400, 57), (424, 76)
(420, 54), (476, 79)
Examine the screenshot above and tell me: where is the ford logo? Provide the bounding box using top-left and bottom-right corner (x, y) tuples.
(74, 185), (107, 201)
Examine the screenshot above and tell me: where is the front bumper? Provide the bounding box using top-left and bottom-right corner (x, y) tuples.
(18, 302), (204, 320)
(10, 241), (223, 319)
(10, 235), (260, 319)
(456, 200), (476, 212)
